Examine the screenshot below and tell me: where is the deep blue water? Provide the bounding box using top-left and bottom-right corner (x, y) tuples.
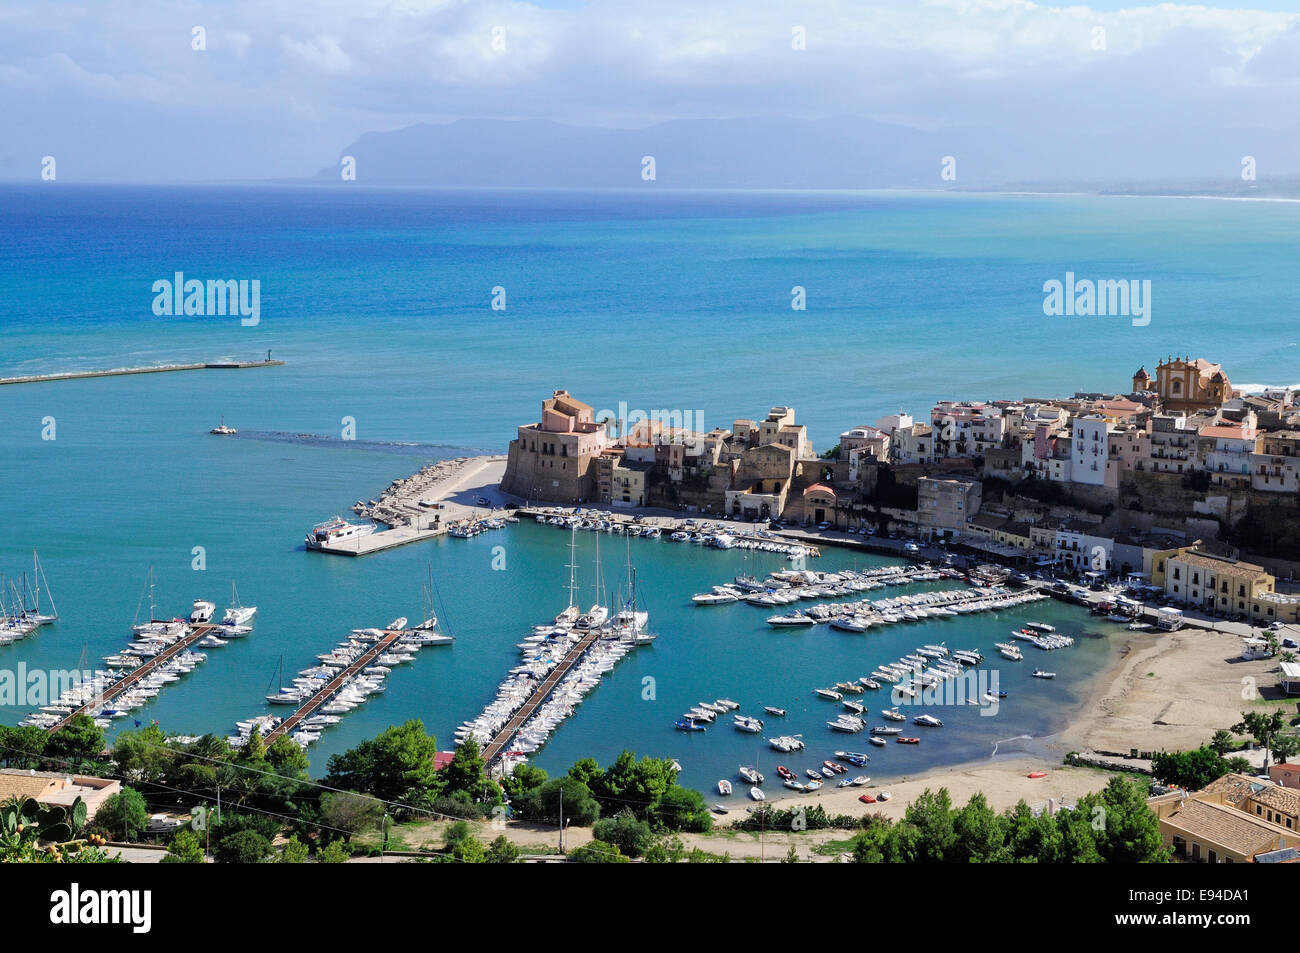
(1, 185), (1296, 794)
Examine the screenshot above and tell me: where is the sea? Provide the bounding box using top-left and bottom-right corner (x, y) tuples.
(1, 185), (1298, 798)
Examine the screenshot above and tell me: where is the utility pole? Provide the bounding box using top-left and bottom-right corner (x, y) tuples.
(558, 788), (564, 854)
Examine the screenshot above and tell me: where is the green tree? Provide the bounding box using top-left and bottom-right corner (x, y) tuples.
(592, 812), (653, 858)
(320, 791), (384, 840)
(317, 839), (351, 863)
(1090, 775), (1169, 863)
(529, 777), (600, 826)
(781, 845), (800, 863)
(323, 719), (442, 807)
(1151, 747), (1229, 790)
(440, 738), (501, 805)
(1232, 710), (1287, 770)
(279, 836), (310, 863)
(161, 828), (205, 863)
(213, 829), (271, 864)
(1209, 729), (1235, 756)
(485, 834), (521, 863)
(0, 725), (48, 768)
(653, 784), (712, 833)
(43, 715), (105, 767)
(951, 792), (1003, 862)
(94, 787), (149, 841)
(1272, 734), (1299, 765)
(568, 838), (626, 863)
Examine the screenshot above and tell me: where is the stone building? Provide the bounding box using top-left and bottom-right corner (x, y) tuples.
(500, 390), (613, 503)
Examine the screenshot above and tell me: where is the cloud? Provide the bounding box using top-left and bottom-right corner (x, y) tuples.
(0, 0), (1297, 181)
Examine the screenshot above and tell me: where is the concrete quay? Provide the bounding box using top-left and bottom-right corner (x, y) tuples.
(0, 360), (284, 386)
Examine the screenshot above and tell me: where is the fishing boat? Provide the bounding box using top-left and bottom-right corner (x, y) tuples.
(209, 416), (237, 435)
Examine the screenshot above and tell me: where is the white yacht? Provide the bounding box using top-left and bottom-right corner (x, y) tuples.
(221, 581), (257, 626)
(305, 516), (375, 550)
(190, 600), (216, 623)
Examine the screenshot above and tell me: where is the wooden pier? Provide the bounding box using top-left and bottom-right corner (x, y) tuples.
(46, 623), (219, 733)
(0, 360), (284, 387)
(481, 628), (604, 764)
(263, 629), (405, 742)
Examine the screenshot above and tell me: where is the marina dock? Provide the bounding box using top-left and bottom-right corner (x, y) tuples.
(263, 628), (405, 741)
(309, 520), (446, 556)
(481, 627), (604, 764)
(45, 623), (218, 733)
(0, 360), (284, 387)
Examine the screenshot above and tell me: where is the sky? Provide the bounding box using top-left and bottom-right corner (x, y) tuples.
(2, 0), (1299, 182)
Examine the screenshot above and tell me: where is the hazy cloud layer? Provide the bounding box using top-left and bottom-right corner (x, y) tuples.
(1, 0), (1297, 182)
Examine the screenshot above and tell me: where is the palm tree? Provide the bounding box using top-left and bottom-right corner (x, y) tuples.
(1232, 710), (1287, 771)
(1209, 729), (1234, 756)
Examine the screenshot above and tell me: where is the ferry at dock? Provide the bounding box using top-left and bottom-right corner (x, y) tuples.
(305, 516), (376, 550)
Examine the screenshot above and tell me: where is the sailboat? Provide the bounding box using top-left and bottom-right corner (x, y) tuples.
(409, 565), (454, 644)
(554, 525), (581, 626)
(265, 656), (308, 705)
(609, 535), (653, 644)
(130, 568), (186, 639)
(574, 530), (608, 629)
(19, 552), (58, 626)
(222, 581), (257, 626)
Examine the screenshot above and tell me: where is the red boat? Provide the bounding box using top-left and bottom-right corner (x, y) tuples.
(1027, 771), (1047, 779)
(859, 793), (877, 804)
(776, 765), (794, 781)
(897, 736), (920, 744)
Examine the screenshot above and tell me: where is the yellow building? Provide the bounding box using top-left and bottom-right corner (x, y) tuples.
(1164, 550), (1274, 617)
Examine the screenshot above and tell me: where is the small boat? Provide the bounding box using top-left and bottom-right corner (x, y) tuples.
(868, 736), (886, 747)
(805, 779), (823, 791)
(815, 688), (843, 701)
(763, 706), (787, 717)
(209, 416), (237, 435)
(1032, 670), (1056, 679)
(750, 787), (766, 801)
(776, 765), (795, 781)
(913, 714), (943, 727)
(897, 736), (920, 744)
(851, 775), (871, 786)
(881, 708), (906, 722)
(1027, 771), (1047, 779)
(674, 718), (706, 731)
(717, 779), (733, 795)
(806, 768), (823, 781)
(739, 765), (764, 785)
(877, 791), (891, 801)
(871, 725), (902, 735)
(858, 793), (877, 804)
(712, 803), (729, 815)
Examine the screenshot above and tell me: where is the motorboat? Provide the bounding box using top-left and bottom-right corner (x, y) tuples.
(815, 688), (843, 701)
(851, 775), (871, 786)
(1032, 669), (1056, 679)
(738, 765), (764, 785)
(209, 417), (237, 435)
(763, 706), (787, 717)
(897, 736), (920, 744)
(717, 779), (733, 795)
(881, 708), (906, 722)
(868, 735), (887, 747)
(913, 714), (944, 727)
(221, 582), (256, 626)
(674, 718), (706, 731)
(750, 787), (766, 801)
(189, 600), (216, 623)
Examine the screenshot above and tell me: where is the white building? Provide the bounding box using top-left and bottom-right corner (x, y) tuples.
(1071, 414), (1116, 487)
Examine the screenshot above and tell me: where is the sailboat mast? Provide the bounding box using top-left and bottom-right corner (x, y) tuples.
(566, 525), (579, 609)
(35, 551), (57, 619)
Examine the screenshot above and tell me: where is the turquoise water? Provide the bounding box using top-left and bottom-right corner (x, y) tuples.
(1, 185), (1294, 793)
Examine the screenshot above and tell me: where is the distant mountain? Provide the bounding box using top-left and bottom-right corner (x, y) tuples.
(312, 116), (1300, 192)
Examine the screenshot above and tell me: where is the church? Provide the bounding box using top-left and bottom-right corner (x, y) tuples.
(1132, 357), (1235, 415)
